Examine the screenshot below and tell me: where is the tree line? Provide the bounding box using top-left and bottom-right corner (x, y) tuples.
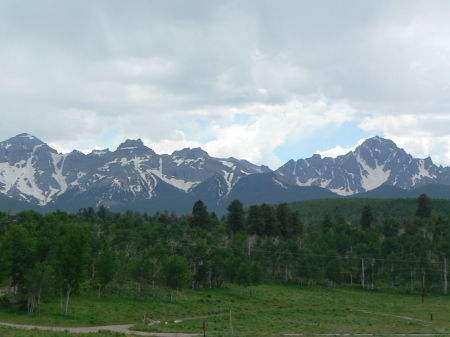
(0, 194), (450, 316)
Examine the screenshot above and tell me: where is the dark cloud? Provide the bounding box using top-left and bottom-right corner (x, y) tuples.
(1, 1), (450, 167)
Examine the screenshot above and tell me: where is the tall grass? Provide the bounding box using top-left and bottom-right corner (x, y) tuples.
(1, 283), (450, 336)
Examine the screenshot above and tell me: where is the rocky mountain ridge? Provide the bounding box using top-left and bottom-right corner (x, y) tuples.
(0, 133), (448, 215)
(275, 136), (449, 195)
(0, 133), (272, 212)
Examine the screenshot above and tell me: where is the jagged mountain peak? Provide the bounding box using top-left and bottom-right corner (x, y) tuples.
(115, 138), (156, 155)
(117, 138), (145, 149)
(1, 132), (450, 215)
(0, 133), (57, 164)
(2, 133), (47, 148)
(66, 149), (87, 158)
(89, 148), (111, 157)
(274, 135), (449, 196)
(17, 133), (38, 139)
(357, 136), (398, 152)
(16, 133), (38, 139)
(172, 147), (209, 158)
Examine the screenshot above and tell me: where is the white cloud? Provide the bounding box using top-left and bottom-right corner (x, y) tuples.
(143, 131), (202, 156)
(201, 99), (357, 168)
(47, 143), (73, 155)
(387, 136), (450, 167)
(2, 1), (450, 170)
(359, 113), (450, 166)
(315, 137), (370, 159)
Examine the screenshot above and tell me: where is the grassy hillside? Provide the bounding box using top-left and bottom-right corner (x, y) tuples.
(1, 284), (450, 336)
(287, 197), (450, 226)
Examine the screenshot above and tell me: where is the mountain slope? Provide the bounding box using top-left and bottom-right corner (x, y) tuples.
(0, 134), (273, 214)
(216, 172), (340, 213)
(0, 133), (450, 216)
(275, 136), (450, 195)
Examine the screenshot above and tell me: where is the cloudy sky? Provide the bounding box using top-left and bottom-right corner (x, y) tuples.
(1, 1), (450, 169)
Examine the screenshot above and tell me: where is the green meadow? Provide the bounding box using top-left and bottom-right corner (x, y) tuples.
(0, 327), (125, 337)
(1, 283), (450, 336)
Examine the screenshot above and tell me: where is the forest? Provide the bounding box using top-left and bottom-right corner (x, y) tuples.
(1, 193), (450, 319)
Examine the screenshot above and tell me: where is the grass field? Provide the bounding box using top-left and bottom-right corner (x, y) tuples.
(0, 327), (127, 337)
(1, 283), (450, 336)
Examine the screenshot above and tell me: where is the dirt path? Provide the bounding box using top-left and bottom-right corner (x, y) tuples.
(359, 310), (431, 323)
(1, 320), (447, 337)
(0, 321), (198, 336)
(0, 286), (197, 336)
(0, 307), (435, 336)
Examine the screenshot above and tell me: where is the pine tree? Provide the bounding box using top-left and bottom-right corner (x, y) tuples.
(276, 203), (290, 238)
(360, 205), (375, 230)
(261, 204), (278, 237)
(320, 212), (333, 233)
(247, 205), (265, 236)
(226, 200), (245, 233)
(415, 193), (433, 218)
(288, 210), (303, 237)
(189, 200), (211, 230)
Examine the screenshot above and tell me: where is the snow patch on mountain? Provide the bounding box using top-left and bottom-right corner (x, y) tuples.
(329, 187), (353, 196)
(273, 177), (288, 189)
(222, 170), (236, 196)
(2, 133), (448, 210)
(356, 154), (391, 191)
(50, 152), (67, 194)
(410, 159), (436, 186)
(220, 160), (235, 168)
(149, 168), (200, 193)
(296, 177), (318, 186)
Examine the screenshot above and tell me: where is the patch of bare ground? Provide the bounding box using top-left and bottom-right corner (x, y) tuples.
(0, 321), (197, 336)
(359, 310), (430, 323)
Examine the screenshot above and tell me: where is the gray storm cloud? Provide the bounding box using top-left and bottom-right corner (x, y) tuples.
(1, 1), (450, 168)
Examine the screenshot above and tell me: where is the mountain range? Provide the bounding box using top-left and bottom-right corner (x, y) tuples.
(0, 133), (449, 215)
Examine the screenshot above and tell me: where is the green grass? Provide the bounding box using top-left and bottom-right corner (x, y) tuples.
(1, 284), (450, 336)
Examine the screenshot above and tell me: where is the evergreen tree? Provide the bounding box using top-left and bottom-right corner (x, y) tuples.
(360, 205), (375, 230)
(96, 205), (109, 221)
(83, 207), (96, 218)
(416, 193), (433, 218)
(276, 203), (290, 238)
(320, 212), (333, 233)
(226, 200), (246, 233)
(261, 204), (278, 236)
(288, 210), (303, 236)
(189, 200), (211, 231)
(382, 219), (399, 237)
(247, 205), (265, 236)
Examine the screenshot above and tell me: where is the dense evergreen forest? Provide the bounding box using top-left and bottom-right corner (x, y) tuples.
(1, 194), (450, 317)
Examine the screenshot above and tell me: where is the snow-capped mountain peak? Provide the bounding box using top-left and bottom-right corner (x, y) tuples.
(0, 133), (449, 213)
(0, 134), (272, 209)
(275, 135), (449, 195)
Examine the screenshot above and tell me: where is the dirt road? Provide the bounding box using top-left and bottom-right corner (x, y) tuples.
(0, 321), (198, 336)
